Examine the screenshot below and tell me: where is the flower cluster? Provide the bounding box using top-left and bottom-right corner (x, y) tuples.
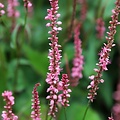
(45, 0), (71, 117)
(7, 0), (20, 18)
(96, 18), (106, 39)
(1, 91), (18, 120)
(71, 24), (84, 86)
(58, 74), (71, 107)
(108, 116), (114, 120)
(23, 0), (32, 10)
(87, 0), (120, 102)
(31, 83), (41, 120)
(0, 3), (5, 17)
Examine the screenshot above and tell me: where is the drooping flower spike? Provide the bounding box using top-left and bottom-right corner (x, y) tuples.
(1, 91), (18, 120)
(31, 83), (41, 120)
(87, 0), (120, 102)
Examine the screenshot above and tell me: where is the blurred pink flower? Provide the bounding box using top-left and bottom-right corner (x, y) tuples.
(7, 0), (20, 18)
(71, 24), (84, 86)
(0, 3), (5, 16)
(96, 18), (106, 39)
(23, 0), (32, 10)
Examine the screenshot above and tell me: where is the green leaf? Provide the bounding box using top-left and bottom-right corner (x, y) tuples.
(83, 37), (98, 77)
(59, 103), (102, 120)
(61, 43), (74, 67)
(23, 44), (48, 77)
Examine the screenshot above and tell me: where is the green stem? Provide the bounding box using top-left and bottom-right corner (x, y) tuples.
(24, 9), (28, 29)
(64, 107), (67, 120)
(82, 101), (90, 120)
(49, 116), (52, 120)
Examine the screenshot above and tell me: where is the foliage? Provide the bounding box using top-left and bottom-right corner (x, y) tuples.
(0, 0), (120, 120)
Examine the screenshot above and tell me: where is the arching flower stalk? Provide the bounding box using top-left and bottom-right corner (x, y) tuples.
(0, 3), (5, 17)
(31, 83), (41, 120)
(45, 0), (71, 118)
(87, 0), (120, 102)
(71, 24), (84, 86)
(1, 91), (18, 120)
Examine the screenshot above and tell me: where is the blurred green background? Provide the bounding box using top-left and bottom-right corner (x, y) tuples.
(0, 0), (120, 119)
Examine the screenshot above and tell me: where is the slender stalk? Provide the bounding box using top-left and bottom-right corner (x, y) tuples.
(24, 8), (28, 29)
(13, 8), (28, 92)
(64, 107), (67, 120)
(82, 101), (90, 120)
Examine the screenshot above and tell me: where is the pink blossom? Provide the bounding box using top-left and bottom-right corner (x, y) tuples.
(45, 0), (71, 117)
(0, 3), (5, 16)
(108, 116), (114, 120)
(71, 24), (84, 86)
(1, 91), (18, 120)
(23, 0), (32, 10)
(31, 83), (41, 120)
(87, 0), (120, 102)
(7, 0), (20, 18)
(58, 74), (71, 107)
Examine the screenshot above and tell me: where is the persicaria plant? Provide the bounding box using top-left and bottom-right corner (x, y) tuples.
(0, 0), (120, 120)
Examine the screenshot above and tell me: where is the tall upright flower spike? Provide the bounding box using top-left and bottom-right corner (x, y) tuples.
(58, 74), (71, 107)
(45, 0), (62, 117)
(31, 83), (41, 120)
(96, 18), (106, 39)
(71, 24), (84, 86)
(112, 82), (120, 120)
(1, 91), (18, 120)
(0, 3), (5, 17)
(7, 0), (20, 18)
(87, 0), (120, 102)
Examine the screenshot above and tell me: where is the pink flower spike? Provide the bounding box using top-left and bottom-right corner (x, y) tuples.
(59, 74), (71, 107)
(45, 0), (63, 117)
(31, 83), (41, 120)
(2, 91), (18, 120)
(7, 0), (20, 18)
(87, 0), (120, 102)
(71, 24), (84, 86)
